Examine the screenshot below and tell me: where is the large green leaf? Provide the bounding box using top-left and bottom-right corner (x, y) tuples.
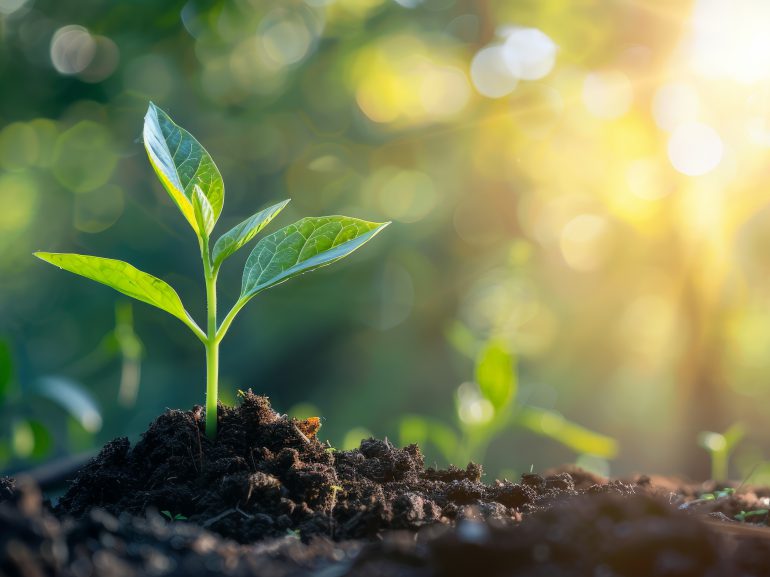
(475, 339), (516, 411)
(34, 252), (197, 330)
(143, 103), (224, 234)
(212, 199), (290, 269)
(240, 216), (390, 299)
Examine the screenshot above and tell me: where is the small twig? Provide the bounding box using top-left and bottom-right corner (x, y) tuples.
(202, 508), (236, 528)
(235, 505), (253, 519)
(293, 423), (311, 445)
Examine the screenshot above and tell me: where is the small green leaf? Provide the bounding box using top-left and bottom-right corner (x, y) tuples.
(34, 252), (197, 330)
(723, 423), (746, 452)
(192, 185), (215, 237)
(212, 199), (290, 269)
(34, 376), (103, 433)
(475, 339), (516, 411)
(516, 406), (619, 459)
(240, 216), (389, 299)
(143, 103), (224, 234)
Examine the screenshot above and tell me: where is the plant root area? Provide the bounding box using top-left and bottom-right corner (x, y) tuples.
(3, 392), (770, 576)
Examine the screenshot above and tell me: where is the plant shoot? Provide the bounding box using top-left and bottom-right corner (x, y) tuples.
(35, 103), (389, 439)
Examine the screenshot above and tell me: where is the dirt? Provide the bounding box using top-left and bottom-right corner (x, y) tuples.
(3, 392), (770, 576)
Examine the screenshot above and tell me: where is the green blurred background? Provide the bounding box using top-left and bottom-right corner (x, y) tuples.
(3, 0), (770, 482)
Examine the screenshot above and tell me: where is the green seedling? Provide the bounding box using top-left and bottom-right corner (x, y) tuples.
(698, 423), (746, 481)
(161, 510), (187, 522)
(35, 103), (389, 439)
(400, 336), (618, 474)
(700, 487), (735, 501)
(735, 509), (769, 523)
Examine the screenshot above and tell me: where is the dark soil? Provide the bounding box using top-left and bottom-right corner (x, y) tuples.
(3, 392), (770, 576)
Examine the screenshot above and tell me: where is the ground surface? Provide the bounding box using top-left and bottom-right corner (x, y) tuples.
(3, 392), (770, 576)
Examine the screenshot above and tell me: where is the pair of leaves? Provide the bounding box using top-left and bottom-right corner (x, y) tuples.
(143, 103), (224, 240)
(473, 339), (617, 458)
(35, 104), (388, 337)
(34, 213), (388, 335)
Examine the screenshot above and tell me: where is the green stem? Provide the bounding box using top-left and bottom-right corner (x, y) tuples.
(216, 297), (248, 342)
(201, 236), (219, 439)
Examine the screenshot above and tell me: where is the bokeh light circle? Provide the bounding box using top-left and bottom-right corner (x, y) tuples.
(470, 45), (519, 98)
(502, 27), (557, 81)
(667, 122), (724, 176)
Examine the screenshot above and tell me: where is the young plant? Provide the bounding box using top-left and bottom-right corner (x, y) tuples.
(698, 423), (745, 481)
(161, 510), (188, 522)
(400, 336), (618, 474)
(35, 103), (389, 439)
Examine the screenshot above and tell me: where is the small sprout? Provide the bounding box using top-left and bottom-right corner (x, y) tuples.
(735, 509), (769, 523)
(329, 484), (344, 513)
(698, 423), (745, 481)
(161, 510), (187, 522)
(699, 487), (735, 501)
(35, 103), (389, 439)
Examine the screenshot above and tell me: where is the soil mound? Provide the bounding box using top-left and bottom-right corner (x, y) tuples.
(55, 392), (611, 542)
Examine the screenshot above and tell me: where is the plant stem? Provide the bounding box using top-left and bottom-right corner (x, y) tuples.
(216, 297), (248, 342)
(201, 236), (219, 439)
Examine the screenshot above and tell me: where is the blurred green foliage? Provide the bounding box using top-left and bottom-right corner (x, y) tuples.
(5, 0), (770, 480)
(0, 336), (102, 469)
(400, 337), (617, 477)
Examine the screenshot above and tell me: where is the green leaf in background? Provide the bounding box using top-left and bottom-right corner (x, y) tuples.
(212, 199), (290, 269)
(517, 406), (618, 459)
(192, 184), (215, 237)
(35, 376), (103, 433)
(34, 253), (198, 331)
(143, 103), (224, 234)
(27, 419), (53, 460)
(11, 419), (52, 459)
(475, 338), (516, 411)
(240, 216), (390, 299)
(0, 339), (12, 403)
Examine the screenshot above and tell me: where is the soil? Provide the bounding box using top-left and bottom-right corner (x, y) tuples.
(3, 391), (770, 576)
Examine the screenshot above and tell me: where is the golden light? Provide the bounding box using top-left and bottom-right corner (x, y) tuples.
(582, 70), (633, 120)
(667, 122), (724, 176)
(652, 82), (699, 131)
(685, 0), (770, 85)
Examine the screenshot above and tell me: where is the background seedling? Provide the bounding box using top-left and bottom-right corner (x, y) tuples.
(400, 335), (618, 475)
(735, 509), (769, 523)
(698, 423), (746, 481)
(161, 510), (187, 522)
(35, 103), (389, 439)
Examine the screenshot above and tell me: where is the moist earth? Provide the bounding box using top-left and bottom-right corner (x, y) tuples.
(3, 392), (770, 576)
